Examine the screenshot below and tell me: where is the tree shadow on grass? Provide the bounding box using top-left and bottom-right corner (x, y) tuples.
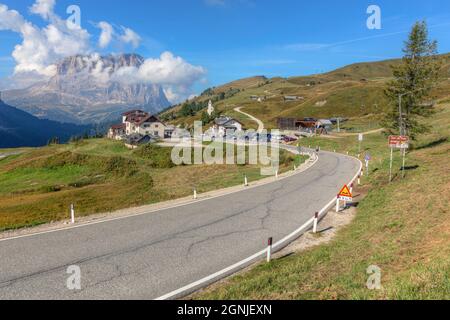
(414, 137), (448, 150)
(403, 165), (419, 171)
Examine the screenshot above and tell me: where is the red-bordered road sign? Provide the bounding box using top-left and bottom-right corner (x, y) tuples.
(389, 136), (410, 149)
(338, 185), (353, 202)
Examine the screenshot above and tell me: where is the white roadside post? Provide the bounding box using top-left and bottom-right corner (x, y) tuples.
(350, 183), (354, 194)
(275, 170), (279, 179)
(336, 195), (340, 213)
(70, 204), (75, 224)
(267, 237), (273, 263)
(244, 174), (249, 187)
(358, 173), (361, 186)
(358, 133), (363, 154)
(193, 188), (197, 200)
(313, 212), (319, 234)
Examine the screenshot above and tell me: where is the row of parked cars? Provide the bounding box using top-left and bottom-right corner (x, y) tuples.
(202, 132), (298, 143)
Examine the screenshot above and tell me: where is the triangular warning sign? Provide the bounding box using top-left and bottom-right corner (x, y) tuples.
(339, 185), (352, 198)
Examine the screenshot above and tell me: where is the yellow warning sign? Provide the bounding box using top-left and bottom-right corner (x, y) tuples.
(338, 185), (353, 201)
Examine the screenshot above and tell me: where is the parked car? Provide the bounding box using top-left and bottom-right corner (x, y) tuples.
(283, 135), (298, 143)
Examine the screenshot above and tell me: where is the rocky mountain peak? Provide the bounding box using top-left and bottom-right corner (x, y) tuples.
(2, 54), (171, 124)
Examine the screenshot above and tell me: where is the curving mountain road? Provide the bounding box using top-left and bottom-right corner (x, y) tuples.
(0, 149), (360, 300)
(234, 107), (265, 133)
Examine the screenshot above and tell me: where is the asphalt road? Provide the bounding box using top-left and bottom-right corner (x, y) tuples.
(0, 151), (360, 300)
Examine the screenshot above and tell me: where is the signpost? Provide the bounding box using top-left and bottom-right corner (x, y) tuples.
(336, 185), (353, 212)
(365, 153), (371, 175)
(358, 134), (364, 153)
(388, 136), (410, 182)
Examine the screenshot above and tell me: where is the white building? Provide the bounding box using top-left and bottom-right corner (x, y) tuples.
(207, 116), (244, 137)
(207, 100), (215, 116)
(109, 110), (167, 140)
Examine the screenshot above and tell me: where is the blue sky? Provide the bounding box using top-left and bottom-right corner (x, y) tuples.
(1, 0), (450, 97)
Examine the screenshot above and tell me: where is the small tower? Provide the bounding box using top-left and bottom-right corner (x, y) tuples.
(207, 100), (215, 116)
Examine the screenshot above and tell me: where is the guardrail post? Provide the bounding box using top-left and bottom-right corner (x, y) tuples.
(313, 212), (319, 234)
(267, 237), (273, 262)
(70, 204), (75, 224)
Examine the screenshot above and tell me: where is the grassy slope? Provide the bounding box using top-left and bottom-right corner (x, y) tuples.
(0, 139), (302, 231)
(162, 54), (450, 130)
(196, 103), (450, 300)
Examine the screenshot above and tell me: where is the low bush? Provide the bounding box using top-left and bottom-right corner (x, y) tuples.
(133, 144), (175, 169)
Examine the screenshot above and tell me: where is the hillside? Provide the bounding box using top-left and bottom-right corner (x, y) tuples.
(0, 139), (302, 231)
(0, 100), (90, 148)
(161, 53), (450, 129)
(196, 98), (450, 300)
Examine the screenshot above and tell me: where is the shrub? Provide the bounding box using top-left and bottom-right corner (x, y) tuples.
(100, 156), (138, 177)
(133, 144), (175, 169)
(40, 185), (62, 193)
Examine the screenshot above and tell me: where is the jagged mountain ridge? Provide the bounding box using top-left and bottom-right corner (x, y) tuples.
(2, 54), (171, 124)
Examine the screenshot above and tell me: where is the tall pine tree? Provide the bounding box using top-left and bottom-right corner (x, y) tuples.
(384, 21), (441, 139)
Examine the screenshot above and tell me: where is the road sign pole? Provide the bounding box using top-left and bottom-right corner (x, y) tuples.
(366, 160), (369, 176)
(402, 148), (406, 179)
(389, 147), (394, 183)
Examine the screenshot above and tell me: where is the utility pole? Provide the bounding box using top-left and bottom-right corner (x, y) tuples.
(398, 94), (404, 136)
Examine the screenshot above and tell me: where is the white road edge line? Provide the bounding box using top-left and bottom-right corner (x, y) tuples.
(0, 147), (317, 243)
(155, 153), (362, 300)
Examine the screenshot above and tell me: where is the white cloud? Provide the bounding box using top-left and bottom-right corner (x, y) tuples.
(95, 23), (141, 49)
(97, 21), (113, 48)
(0, 1), (207, 101)
(0, 2), (90, 80)
(29, 0), (55, 20)
(112, 51), (207, 103)
(119, 27), (141, 48)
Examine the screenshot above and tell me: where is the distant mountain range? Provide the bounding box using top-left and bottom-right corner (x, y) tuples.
(2, 54), (171, 124)
(0, 100), (90, 148)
